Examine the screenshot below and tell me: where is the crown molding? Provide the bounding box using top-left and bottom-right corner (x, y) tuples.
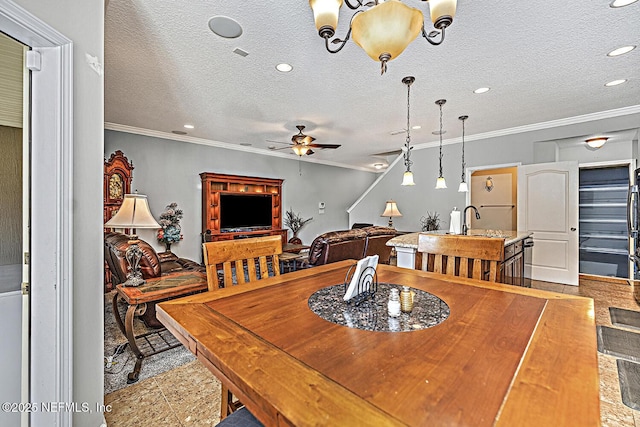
(104, 123), (373, 172)
(412, 104), (640, 150)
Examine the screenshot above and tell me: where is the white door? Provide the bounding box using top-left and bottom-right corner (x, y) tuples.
(518, 161), (579, 285)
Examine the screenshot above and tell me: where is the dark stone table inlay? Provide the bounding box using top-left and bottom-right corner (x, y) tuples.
(308, 283), (450, 332)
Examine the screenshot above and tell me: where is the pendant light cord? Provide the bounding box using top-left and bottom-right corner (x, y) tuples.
(460, 117), (466, 182)
(438, 102), (444, 178)
(404, 79), (413, 172)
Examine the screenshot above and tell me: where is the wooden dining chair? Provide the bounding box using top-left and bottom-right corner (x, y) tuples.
(417, 233), (505, 282)
(202, 235), (282, 420)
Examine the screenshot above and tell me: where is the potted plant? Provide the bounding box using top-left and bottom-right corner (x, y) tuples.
(157, 202), (183, 252)
(284, 208), (313, 245)
(420, 211), (441, 231)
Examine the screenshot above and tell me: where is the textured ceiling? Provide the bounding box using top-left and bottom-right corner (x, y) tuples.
(104, 1), (640, 170)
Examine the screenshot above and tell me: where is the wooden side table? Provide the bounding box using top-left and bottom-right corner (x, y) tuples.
(112, 271), (207, 383)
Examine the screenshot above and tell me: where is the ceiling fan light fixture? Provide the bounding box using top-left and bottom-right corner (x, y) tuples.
(585, 137), (608, 149)
(292, 145), (310, 156)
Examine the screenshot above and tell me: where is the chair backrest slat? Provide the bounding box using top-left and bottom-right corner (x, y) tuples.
(203, 235), (283, 291)
(418, 233), (504, 282)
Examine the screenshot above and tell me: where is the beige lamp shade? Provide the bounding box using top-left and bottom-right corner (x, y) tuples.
(428, 0), (457, 24)
(435, 176), (448, 189)
(352, 0), (423, 62)
(309, 0), (343, 32)
(401, 171), (416, 186)
(381, 200), (403, 218)
(104, 194), (160, 229)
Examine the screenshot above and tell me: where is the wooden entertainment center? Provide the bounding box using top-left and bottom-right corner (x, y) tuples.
(200, 173), (287, 244)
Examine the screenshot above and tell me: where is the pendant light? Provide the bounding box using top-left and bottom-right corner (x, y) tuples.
(458, 115), (469, 192)
(434, 99), (447, 189)
(401, 76), (416, 186)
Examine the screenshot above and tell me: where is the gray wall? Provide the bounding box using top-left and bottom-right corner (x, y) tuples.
(350, 114), (640, 232)
(14, 0), (105, 425)
(105, 130), (377, 261)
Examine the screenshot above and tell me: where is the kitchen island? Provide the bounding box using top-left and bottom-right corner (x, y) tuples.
(387, 230), (533, 286)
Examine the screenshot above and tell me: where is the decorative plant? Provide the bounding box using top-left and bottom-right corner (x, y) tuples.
(420, 211), (441, 231)
(284, 208), (313, 240)
(157, 202), (183, 250)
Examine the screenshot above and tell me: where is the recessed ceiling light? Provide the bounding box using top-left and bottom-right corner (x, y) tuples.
(411, 125), (421, 130)
(208, 16), (243, 38)
(240, 142), (252, 146)
(432, 130), (446, 136)
(610, 0), (638, 7)
(605, 79), (627, 87)
(172, 130), (187, 135)
(474, 87), (490, 94)
(373, 163), (385, 169)
(276, 63), (293, 72)
(184, 124), (194, 129)
(607, 45), (636, 57)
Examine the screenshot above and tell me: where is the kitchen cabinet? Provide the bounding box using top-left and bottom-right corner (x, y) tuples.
(501, 239), (525, 287)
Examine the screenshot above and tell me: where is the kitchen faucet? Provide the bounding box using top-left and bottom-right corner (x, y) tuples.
(462, 205), (481, 235)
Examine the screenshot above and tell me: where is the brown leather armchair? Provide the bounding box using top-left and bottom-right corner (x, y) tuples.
(104, 231), (205, 327)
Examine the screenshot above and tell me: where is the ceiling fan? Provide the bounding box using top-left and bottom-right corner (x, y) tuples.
(268, 125), (341, 156)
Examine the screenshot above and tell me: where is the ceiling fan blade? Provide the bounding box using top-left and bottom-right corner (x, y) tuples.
(266, 139), (290, 145)
(308, 143), (341, 149)
(306, 149), (315, 155)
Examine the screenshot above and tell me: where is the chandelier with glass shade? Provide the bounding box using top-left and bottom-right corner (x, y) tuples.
(309, 0), (458, 74)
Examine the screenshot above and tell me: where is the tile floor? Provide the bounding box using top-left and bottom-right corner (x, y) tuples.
(104, 277), (640, 426)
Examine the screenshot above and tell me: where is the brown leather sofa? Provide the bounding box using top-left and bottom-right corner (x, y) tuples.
(307, 226), (400, 267)
(104, 231), (205, 327)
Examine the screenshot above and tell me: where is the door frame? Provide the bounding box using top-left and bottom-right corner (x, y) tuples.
(0, 1), (74, 426)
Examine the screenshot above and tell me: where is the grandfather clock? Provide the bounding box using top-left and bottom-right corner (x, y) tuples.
(104, 150), (134, 291)
(104, 150), (134, 224)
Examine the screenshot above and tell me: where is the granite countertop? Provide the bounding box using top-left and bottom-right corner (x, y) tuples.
(387, 230), (533, 249)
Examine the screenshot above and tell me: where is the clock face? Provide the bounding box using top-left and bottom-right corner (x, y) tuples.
(109, 173), (124, 199)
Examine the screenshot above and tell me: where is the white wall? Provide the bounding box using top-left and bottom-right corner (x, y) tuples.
(12, 1), (105, 426)
(105, 130), (377, 261)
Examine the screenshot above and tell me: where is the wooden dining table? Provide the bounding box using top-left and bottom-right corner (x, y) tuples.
(157, 260), (600, 426)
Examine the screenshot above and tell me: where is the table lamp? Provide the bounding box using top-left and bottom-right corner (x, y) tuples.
(105, 193), (160, 287)
(381, 200), (402, 227)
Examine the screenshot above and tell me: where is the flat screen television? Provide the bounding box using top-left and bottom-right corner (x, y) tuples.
(220, 194), (273, 231)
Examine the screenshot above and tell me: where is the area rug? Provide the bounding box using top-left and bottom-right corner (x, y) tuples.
(618, 359), (640, 410)
(596, 325), (640, 363)
(104, 291), (195, 395)
(610, 307), (640, 332)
